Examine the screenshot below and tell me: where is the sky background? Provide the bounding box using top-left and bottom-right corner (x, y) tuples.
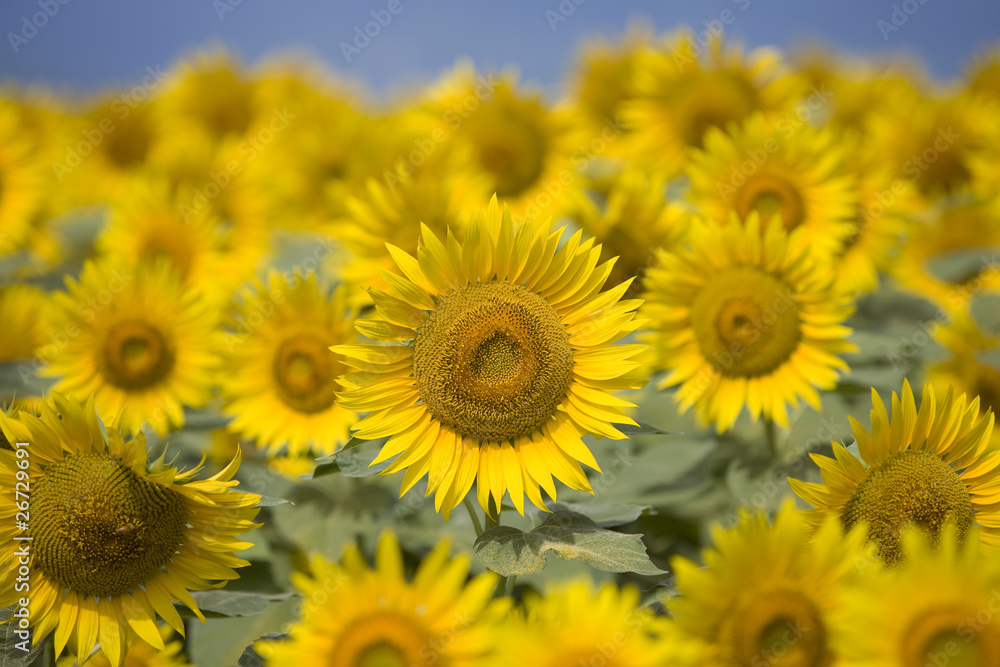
(1, 0), (999, 99)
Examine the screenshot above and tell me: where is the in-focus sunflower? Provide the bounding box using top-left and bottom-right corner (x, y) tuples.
(844, 525), (1000, 666)
(641, 214), (856, 432)
(686, 113), (858, 258)
(669, 501), (870, 667)
(0, 284), (51, 362)
(790, 380), (999, 564)
(41, 258), (219, 435)
(0, 105), (44, 258)
(623, 30), (806, 175)
(334, 197), (645, 516)
(0, 393), (260, 666)
(221, 271), (357, 458)
(261, 533), (505, 667)
(59, 624), (190, 667)
(491, 579), (703, 667)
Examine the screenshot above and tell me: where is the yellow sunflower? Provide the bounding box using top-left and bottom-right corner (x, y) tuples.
(334, 197), (645, 517)
(0, 105), (44, 258)
(844, 525), (1000, 666)
(790, 380), (999, 564)
(0, 393), (260, 666)
(927, 313), (1000, 451)
(623, 30), (806, 175)
(220, 271), (358, 458)
(59, 624), (190, 667)
(686, 112), (858, 258)
(41, 258), (219, 435)
(889, 198), (1000, 316)
(669, 501), (870, 667)
(261, 533), (505, 667)
(641, 214), (857, 432)
(0, 284), (52, 362)
(965, 43), (1000, 104)
(491, 579), (703, 667)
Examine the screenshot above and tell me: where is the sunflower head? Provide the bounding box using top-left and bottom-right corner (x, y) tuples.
(791, 380), (997, 564)
(335, 196), (645, 516)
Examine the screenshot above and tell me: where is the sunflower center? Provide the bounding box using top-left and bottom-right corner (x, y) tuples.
(677, 73), (755, 147)
(691, 267), (801, 378)
(31, 453), (188, 597)
(330, 612), (434, 667)
(735, 174), (806, 230)
(105, 115), (154, 169)
(141, 231), (195, 280)
(273, 334), (340, 414)
(103, 320), (175, 390)
(473, 112), (547, 197)
(731, 590), (828, 667)
(903, 608), (1000, 667)
(840, 450), (974, 565)
(413, 281), (573, 442)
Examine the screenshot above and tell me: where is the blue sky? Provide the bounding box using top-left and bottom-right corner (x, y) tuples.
(1, 0), (998, 98)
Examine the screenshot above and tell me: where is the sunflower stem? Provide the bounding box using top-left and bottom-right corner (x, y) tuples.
(463, 495), (485, 538)
(765, 418), (779, 459)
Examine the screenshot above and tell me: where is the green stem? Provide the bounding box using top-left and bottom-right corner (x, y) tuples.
(463, 495), (484, 538)
(765, 418), (779, 459)
(504, 574), (517, 597)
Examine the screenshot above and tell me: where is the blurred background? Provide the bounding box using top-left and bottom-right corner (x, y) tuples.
(2, 0), (999, 97)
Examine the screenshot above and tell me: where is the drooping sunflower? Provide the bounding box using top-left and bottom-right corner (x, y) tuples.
(220, 271), (357, 458)
(334, 197), (645, 516)
(641, 214), (857, 432)
(0, 393), (260, 666)
(260, 533), (505, 667)
(686, 113), (859, 258)
(844, 525), (1000, 666)
(0, 283), (52, 362)
(623, 30), (806, 175)
(669, 501), (871, 667)
(59, 624), (190, 667)
(41, 258), (219, 435)
(0, 105), (44, 258)
(490, 579), (703, 667)
(790, 380), (999, 564)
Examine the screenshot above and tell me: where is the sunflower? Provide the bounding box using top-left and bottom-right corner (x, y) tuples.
(333, 197), (645, 517)
(59, 624), (190, 667)
(888, 198), (1000, 315)
(220, 271), (357, 458)
(641, 214), (856, 432)
(428, 63), (582, 222)
(790, 380), (999, 564)
(261, 533), (504, 666)
(0, 283), (51, 362)
(927, 313), (1000, 451)
(491, 579), (703, 667)
(0, 393), (260, 666)
(0, 105), (44, 258)
(965, 43), (1000, 104)
(564, 167), (689, 293)
(844, 525), (1000, 666)
(686, 112), (859, 258)
(623, 30), (806, 175)
(41, 258), (219, 435)
(669, 501), (870, 667)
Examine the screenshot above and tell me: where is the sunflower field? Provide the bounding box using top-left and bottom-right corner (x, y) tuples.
(3, 25), (1000, 667)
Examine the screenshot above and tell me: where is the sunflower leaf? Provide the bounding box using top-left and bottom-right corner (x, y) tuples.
(473, 511), (665, 576)
(255, 495), (293, 507)
(0, 605), (56, 667)
(614, 421), (679, 436)
(182, 591), (295, 618)
(237, 633), (290, 667)
(312, 446), (393, 479)
(543, 501), (651, 527)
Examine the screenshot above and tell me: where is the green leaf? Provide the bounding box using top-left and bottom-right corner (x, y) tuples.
(473, 511), (665, 577)
(545, 502), (651, 527)
(255, 495), (293, 507)
(313, 447), (392, 479)
(182, 591), (295, 618)
(971, 293), (1000, 335)
(614, 421), (679, 436)
(0, 606), (55, 667)
(237, 633), (290, 667)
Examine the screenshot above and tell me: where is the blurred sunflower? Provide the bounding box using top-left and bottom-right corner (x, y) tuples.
(964, 43), (1000, 104)
(790, 380), (998, 564)
(0, 105), (44, 258)
(41, 258), (219, 435)
(928, 313), (1000, 451)
(641, 214), (856, 432)
(563, 167), (689, 291)
(221, 271), (357, 458)
(0, 283), (51, 362)
(0, 393), (260, 666)
(59, 624), (190, 667)
(334, 197), (645, 517)
(844, 525), (1000, 666)
(670, 501), (869, 667)
(429, 63), (581, 222)
(686, 113), (858, 258)
(491, 579), (702, 667)
(261, 533), (505, 666)
(623, 30), (806, 175)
